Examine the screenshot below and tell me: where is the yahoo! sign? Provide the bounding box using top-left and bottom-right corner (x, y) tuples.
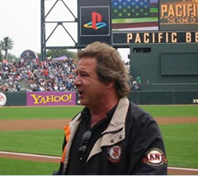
(27, 92), (76, 106)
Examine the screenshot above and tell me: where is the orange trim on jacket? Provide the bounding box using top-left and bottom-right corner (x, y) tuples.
(61, 124), (70, 163)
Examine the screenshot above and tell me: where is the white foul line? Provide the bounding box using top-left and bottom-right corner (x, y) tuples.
(0, 151), (60, 160)
(168, 166), (198, 172)
(0, 151), (198, 172)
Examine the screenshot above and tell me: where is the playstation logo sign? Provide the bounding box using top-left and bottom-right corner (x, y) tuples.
(84, 12), (107, 30)
(78, 0), (111, 46)
(80, 6), (110, 36)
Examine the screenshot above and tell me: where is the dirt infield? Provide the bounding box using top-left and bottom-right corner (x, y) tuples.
(0, 117), (198, 131)
(0, 117), (198, 175)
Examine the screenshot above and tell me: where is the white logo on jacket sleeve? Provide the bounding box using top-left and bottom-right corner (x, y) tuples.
(142, 148), (167, 166)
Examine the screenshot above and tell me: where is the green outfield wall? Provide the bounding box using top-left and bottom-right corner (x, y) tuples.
(130, 43), (198, 91)
(1, 91), (198, 106)
(3, 92), (26, 106)
(128, 91), (198, 105)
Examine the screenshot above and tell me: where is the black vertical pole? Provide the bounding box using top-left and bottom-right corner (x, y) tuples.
(41, 0), (46, 61)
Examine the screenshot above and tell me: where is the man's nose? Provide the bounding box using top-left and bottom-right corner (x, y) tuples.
(74, 77), (81, 85)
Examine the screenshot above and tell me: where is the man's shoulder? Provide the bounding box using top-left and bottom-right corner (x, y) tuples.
(127, 101), (155, 123)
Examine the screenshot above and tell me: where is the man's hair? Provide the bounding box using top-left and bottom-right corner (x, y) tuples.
(77, 41), (130, 97)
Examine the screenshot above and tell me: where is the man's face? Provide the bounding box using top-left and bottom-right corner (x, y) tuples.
(74, 57), (107, 108)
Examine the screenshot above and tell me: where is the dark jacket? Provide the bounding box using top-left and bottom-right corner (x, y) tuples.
(53, 97), (167, 175)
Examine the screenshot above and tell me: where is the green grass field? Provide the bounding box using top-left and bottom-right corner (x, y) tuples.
(0, 105), (198, 174)
(0, 106), (84, 119)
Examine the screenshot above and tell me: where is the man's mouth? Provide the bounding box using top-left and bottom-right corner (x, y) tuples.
(78, 91), (83, 97)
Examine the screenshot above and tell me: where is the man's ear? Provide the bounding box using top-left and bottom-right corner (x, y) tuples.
(106, 79), (115, 89)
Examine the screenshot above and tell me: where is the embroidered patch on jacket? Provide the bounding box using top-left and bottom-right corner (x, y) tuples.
(107, 145), (122, 163)
(142, 148), (167, 166)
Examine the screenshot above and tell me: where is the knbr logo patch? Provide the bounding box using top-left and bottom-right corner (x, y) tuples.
(80, 6), (110, 36)
(142, 148), (167, 166)
(0, 92), (7, 106)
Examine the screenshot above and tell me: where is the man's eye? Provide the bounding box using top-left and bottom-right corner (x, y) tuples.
(80, 72), (88, 76)
(81, 74), (88, 76)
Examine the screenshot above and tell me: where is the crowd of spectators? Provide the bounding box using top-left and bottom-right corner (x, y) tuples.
(0, 57), (141, 93)
(0, 58), (77, 92)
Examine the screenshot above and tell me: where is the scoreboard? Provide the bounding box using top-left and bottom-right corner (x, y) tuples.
(78, 0), (198, 46)
(77, 0), (198, 92)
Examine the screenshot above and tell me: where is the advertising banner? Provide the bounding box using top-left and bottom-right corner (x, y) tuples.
(111, 0), (198, 45)
(78, 0), (111, 46)
(160, 0), (198, 31)
(27, 92), (76, 106)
